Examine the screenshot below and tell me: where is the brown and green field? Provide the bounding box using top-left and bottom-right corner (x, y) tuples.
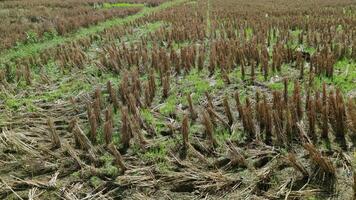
(0, 0), (355, 199)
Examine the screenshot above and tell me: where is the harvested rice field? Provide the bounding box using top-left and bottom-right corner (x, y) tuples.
(0, 0), (356, 199)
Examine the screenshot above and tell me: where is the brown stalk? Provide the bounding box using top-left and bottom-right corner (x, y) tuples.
(94, 86), (102, 109)
(241, 63), (245, 80)
(227, 142), (248, 168)
(120, 107), (131, 150)
(107, 81), (119, 111)
(272, 111), (287, 146)
(263, 96), (272, 145)
(204, 92), (217, 125)
(207, 107), (231, 131)
(128, 93), (138, 116)
(108, 143), (127, 173)
(223, 96), (234, 126)
(144, 82), (152, 107)
(315, 91), (322, 114)
(120, 73), (130, 104)
(182, 114), (189, 148)
(305, 89), (310, 111)
(263, 57), (268, 81)
(103, 120), (113, 146)
(131, 67), (141, 94)
(202, 110), (216, 148)
(198, 49), (205, 71)
(187, 93), (198, 120)
(321, 105), (329, 140)
(234, 91), (243, 120)
(242, 103), (256, 141)
(73, 122), (93, 151)
(256, 92), (263, 131)
(162, 72), (170, 99)
(322, 82), (327, 106)
(272, 91), (283, 120)
(93, 97), (101, 124)
(105, 105), (114, 125)
(24, 65), (32, 85)
(299, 59), (304, 79)
(47, 118), (61, 149)
(283, 77), (288, 106)
(89, 112), (97, 143)
(148, 69), (156, 99)
(307, 98), (317, 143)
(303, 143), (335, 175)
(293, 80), (303, 121)
(250, 62), (255, 84)
(205, 91), (214, 109)
(347, 98), (356, 133)
(222, 70), (231, 84)
(286, 153), (309, 177)
(68, 118), (77, 133)
(130, 115), (148, 149)
(329, 89), (347, 149)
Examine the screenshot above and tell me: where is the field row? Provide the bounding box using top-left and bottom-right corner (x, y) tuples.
(0, 0), (170, 51)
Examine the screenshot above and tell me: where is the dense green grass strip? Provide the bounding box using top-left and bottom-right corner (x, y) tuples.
(0, 0), (187, 65)
(102, 3), (145, 8)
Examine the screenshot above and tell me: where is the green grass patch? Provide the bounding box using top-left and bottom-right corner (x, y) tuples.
(142, 144), (168, 163)
(90, 176), (103, 187)
(98, 153), (119, 177)
(103, 3), (145, 8)
(141, 109), (156, 125)
(139, 140), (174, 172)
(184, 68), (210, 97)
(268, 80), (294, 94)
(216, 127), (241, 143)
(245, 27), (254, 40)
(160, 95), (178, 116)
(214, 70), (226, 89)
(141, 108), (167, 134)
(313, 58), (355, 93)
(3, 76), (91, 111)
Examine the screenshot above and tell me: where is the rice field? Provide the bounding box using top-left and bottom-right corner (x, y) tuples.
(0, 0), (355, 199)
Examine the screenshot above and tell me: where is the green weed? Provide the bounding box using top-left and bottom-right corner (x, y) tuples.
(102, 3), (145, 8)
(160, 95), (178, 115)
